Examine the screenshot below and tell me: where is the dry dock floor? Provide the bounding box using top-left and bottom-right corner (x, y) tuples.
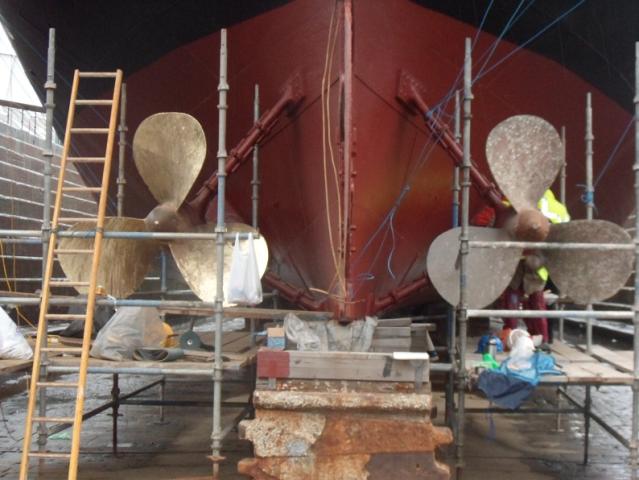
(0, 369), (635, 479)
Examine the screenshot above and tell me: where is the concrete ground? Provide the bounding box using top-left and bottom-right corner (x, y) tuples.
(0, 373), (636, 479)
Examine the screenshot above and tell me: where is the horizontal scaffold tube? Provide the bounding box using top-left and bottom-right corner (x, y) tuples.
(467, 309), (633, 319)
(0, 229), (259, 241)
(469, 241), (633, 251)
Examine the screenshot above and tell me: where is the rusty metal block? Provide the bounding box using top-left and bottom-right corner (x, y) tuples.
(239, 381), (452, 479)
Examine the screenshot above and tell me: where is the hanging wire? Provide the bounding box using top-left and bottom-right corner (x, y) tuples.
(475, 0), (587, 82)
(352, 0), (587, 294)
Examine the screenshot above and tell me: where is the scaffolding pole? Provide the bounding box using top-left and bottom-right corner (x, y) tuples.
(560, 126), (567, 205)
(455, 37), (472, 478)
(37, 26), (57, 455)
(252, 84), (260, 230)
(631, 41), (639, 468)
(116, 83), (127, 217)
(250, 84), (260, 344)
(585, 92), (595, 354)
(0, 229), (258, 241)
(446, 88), (462, 428)
(212, 28), (229, 479)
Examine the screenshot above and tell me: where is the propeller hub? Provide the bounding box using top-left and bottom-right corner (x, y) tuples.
(144, 203), (180, 232)
(512, 209), (550, 242)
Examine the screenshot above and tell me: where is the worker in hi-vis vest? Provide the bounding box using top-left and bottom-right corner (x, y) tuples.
(471, 189), (570, 344)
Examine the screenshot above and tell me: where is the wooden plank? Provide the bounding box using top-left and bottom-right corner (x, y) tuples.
(410, 323), (436, 332)
(373, 327), (411, 338)
(371, 338), (411, 349)
(264, 350), (428, 383)
(552, 362), (633, 385)
(0, 358), (32, 375)
(376, 318), (411, 327)
(550, 342), (593, 363)
(584, 345), (633, 373)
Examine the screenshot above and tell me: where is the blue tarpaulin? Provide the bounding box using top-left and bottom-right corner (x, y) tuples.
(477, 352), (562, 409)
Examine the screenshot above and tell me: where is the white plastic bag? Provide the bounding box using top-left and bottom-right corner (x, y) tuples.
(0, 307), (33, 359)
(90, 307), (166, 361)
(227, 232), (263, 305)
(284, 313), (322, 351)
(508, 329), (535, 370)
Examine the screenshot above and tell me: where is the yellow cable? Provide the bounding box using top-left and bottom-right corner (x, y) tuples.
(320, 1), (346, 297)
(325, 2), (344, 297)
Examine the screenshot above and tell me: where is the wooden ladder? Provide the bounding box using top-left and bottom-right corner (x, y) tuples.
(20, 69), (123, 480)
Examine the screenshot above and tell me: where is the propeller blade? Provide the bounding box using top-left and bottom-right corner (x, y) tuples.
(545, 220), (634, 305)
(426, 226), (522, 308)
(57, 217), (161, 298)
(133, 112), (207, 207)
(486, 115), (563, 212)
(169, 223), (269, 303)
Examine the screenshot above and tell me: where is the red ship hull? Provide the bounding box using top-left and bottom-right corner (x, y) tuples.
(67, 0), (634, 319)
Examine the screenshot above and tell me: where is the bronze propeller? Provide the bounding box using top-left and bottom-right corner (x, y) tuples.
(427, 115), (633, 308)
(58, 112), (269, 302)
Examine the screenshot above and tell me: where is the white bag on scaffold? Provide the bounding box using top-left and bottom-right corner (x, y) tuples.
(227, 232), (263, 305)
(0, 307), (33, 360)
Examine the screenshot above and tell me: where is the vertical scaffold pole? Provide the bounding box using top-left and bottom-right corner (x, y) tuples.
(558, 126), (567, 342)
(560, 126), (567, 205)
(455, 37), (472, 478)
(453, 90), (461, 228)
(116, 83), (127, 217)
(446, 89), (462, 428)
(42, 28), (56, 279)
(252, 84), (260, 230)
(585, 92), (594, 353)
(38, 27), (56, 453)
(211, 28), (229, 479)
(250, 85), (259, 348)
(630, 41), (639, 469)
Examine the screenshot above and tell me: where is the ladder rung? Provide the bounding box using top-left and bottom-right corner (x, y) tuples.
(32, 416), (75, 423)
(44, 313), (86, 320)
(36, 381), (79, 389)
(28, 452), (72, 459)
(67, 157), (105, 163)
(62, 186), (102, 193)
(54, 249), (94, 255)
(41, 347), (83, 354)
(58, 217), (98, 223)
(78, 71), (118, 78)
(75, 99), (113, 106)
(49, 281), (90, 287)
(70, 128), (110, 134)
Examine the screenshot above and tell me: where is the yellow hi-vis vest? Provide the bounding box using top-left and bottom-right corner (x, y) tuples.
(538, 189), (570, 224)
(535, 189), (570, 281)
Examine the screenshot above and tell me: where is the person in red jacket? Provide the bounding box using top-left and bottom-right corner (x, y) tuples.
(470, 202), (549, 343)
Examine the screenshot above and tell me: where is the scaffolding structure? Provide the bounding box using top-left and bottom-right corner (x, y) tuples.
(0, 27), (302, 478)
(447, 38), (639, 477)
(2, 23), (639, 480)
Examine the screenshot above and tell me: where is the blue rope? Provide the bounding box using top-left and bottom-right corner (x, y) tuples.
(353, 0), (582, 290)
(580, 190), (595, 205)
(427, 0), (534, 118)
(474, 0), (528, 81)
(476, 0), (587, 81)
(576, 183), (597, 215)
(385, 185), (411, 279)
